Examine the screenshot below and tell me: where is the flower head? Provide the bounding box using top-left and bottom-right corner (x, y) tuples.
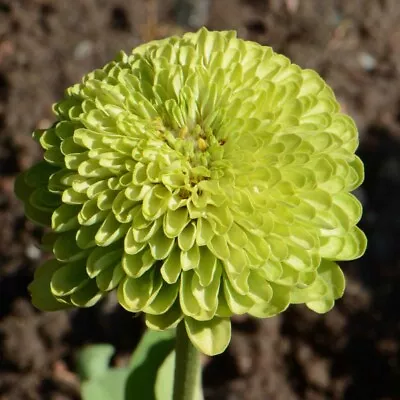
(15, 28), (366, 355)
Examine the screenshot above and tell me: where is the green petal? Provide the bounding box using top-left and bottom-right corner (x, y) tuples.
(52, 204), (80, 232)
(180, 245), (200, 271)
(78, 198), (108, 226)
(122, 247), (155, 278)
(305, 260), (345, 313)
(275, 264), (299, 286)
(160, 247), (182, 284)
(28, 259), (72, 311)
(124, 227), (147, 254)
(44, 147), (65, 166)
(178, 222), (197, 252)
(259, 259), (282, 281)
(69, 279), (103, 307)
(306, 297), (334, 314)
(164, 207), (189, 238)
(118, 270), (162, 312)
(53, 231), (89, 262)
(223, 277), (253, 314)
(55, 120), (76, 140)
(24, 201), (53, 227)
(87, 244), (123, 278)
(207, 234), (230, 260)
(96, 263), (125, 291)
(283, 246), (314, 272)
(86, 180), (109, 199)
(50, 258), (90, 296)
(112, 191), (136, 223)
(215, 289), (233, 318)
(247, 272), (273, 304)
(196, 217), (215, 246)
(144, 282), (179, 315)
(30, 188), (62, 211)
(223, 246), (247, 275)
(298, 270), (317, 287)
(332, 192), (362, 227)
(299, 189), (332, 211)
(267, 236), (288, 261)
(224, 267), (250, 295)
(14, 171), (35, 201)
(95, 213), (130, 247)
(334, 226), (367, 260)
(148, 229), (175, 260)
(184, 316), (231, 356)
(249, 282), (290, 318)
(62, 187), (87, 205)
(346, 155), (364, 190)
(206, 205), (233, 235)
(290, 276), (329, 304)
(132, 219), (162, 243)
(191, 268), (221, 313)
(145, 300), (183, 330)
(225, 223), (248, 248)
(142, 184), (170, 220)
(76, 223), (102, 249)
(131, 205), (152, 229)
(179, 271), (201, 318)
(24, 161), (59, 187)
(41, 231), (58, 251)
(194, 247), (219, 287)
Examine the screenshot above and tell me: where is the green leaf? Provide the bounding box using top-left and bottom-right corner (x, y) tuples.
(129, 329), (175, 369)
(77, 344), (115, 381)
(79, 329), (176, 400)
(81, 368), (130, 400)
(125, 330), (175, 400)
(155, 351), (175, 400)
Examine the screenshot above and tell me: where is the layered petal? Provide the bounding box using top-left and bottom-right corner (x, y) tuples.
(16, 27), (366, 356)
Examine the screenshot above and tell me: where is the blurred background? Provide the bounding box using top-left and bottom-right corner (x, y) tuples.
(0, 0), (399, 399)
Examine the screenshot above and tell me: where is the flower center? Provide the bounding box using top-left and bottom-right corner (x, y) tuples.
(176, 125), (209, 153)
(147, 117), (229, 197)
(153, 118), (220, 168)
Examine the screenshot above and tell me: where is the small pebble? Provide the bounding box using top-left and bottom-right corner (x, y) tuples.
(358, 52), (377, 71)
(74, 40), (93, 60)
(26, 243), (41, 260)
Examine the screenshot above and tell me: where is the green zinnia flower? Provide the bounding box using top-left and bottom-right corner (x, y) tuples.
(15, 28), (366, 356)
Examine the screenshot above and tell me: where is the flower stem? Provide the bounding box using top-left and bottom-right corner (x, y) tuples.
(173, 320), (202, 400)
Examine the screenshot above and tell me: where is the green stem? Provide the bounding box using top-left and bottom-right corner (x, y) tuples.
(173, 320), (202, 400)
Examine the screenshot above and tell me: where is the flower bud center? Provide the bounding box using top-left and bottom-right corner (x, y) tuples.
(176, 124), (210, 153)
(154, 119), (219, 171)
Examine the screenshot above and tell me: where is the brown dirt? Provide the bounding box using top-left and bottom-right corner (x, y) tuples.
(1, 1), (400, 399)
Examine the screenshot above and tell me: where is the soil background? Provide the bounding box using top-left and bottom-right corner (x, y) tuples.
(1, 0), (400, 399)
